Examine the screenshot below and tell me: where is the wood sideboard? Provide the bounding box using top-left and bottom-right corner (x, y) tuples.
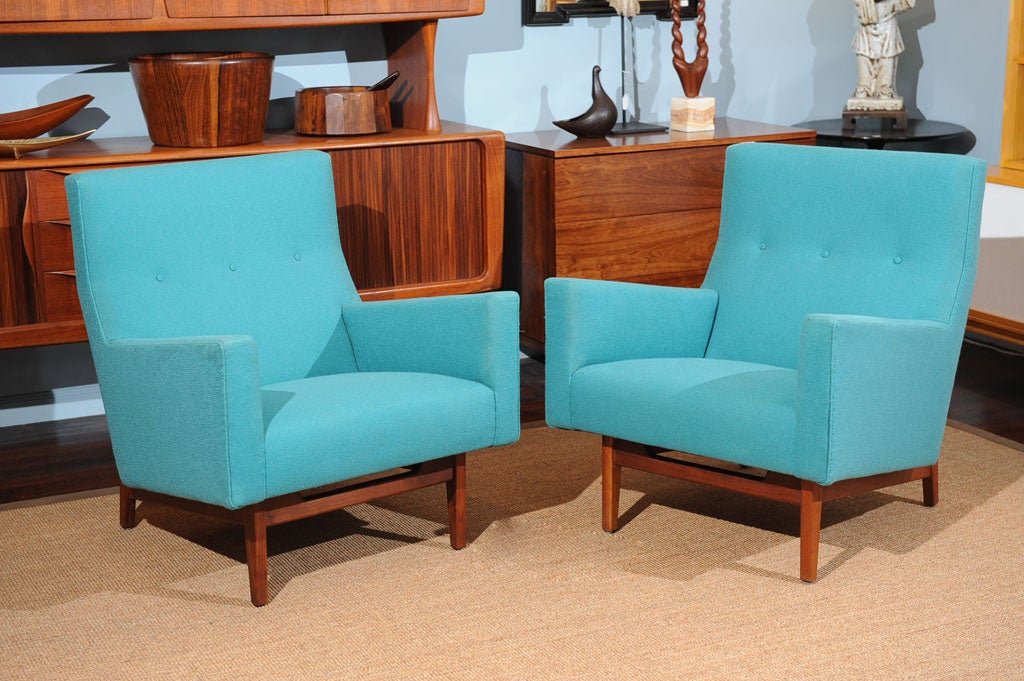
(0, 125), (505, 350)
(504, 118), (816, 355)
(0, 1), (505, 350)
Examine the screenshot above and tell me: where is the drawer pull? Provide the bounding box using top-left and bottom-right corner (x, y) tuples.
(46, 270), (76, 277)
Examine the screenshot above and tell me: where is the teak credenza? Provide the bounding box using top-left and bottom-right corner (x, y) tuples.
(0, 1), (505, 350)
(504, 119), (816, 355)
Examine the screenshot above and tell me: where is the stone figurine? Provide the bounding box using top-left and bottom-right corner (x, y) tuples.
(848, 0), (916, 111)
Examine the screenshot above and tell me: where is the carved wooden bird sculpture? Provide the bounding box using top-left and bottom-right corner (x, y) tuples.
(553, 65), (617, 138)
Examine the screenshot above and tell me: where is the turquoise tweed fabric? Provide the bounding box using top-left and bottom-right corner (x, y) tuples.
(546, 143), (985, 485)
(68, 151), (519, 509)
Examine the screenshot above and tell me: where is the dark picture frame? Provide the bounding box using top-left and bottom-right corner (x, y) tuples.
(524, 1), (697, 27)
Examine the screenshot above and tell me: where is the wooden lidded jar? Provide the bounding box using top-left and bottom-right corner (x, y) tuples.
(294, 87), (391, 136)
(129, 52), (274, 147)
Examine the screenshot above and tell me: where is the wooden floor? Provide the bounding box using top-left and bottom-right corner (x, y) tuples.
(1, 336), (1021, 505)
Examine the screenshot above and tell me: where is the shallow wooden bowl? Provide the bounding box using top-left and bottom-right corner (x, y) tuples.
(294, 87), (391, 136)
(0, 94), (94, 139)
(129, 51), (274, 147)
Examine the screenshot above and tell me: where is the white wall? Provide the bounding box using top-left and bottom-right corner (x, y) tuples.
(974, 184), (1024, 322)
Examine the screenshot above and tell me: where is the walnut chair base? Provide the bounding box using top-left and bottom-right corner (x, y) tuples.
(119, 453), (467, 606)
(601, 437), (937, 582)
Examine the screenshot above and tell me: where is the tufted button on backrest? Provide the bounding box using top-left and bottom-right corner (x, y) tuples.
(67, 151), (362, 384)
(701, 143), (986, 369)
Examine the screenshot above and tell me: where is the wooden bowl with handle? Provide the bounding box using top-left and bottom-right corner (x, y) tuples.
(294, 86), (391, 136)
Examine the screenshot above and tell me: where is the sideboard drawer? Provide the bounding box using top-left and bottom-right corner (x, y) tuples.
(0, 1), (152, 22)
(330, 0), (469, 14)
(33, 219), (74, 272)
(164, 0), (325, 17)
(26, 170), (71, 222)
(38, 271), (81, 322)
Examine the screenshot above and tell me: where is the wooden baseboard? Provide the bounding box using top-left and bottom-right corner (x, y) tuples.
(966, 309), (1024, 346)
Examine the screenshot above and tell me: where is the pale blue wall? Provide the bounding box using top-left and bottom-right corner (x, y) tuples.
(435, 0), (1009, 163)
(0, 0), (1011, 162)
(0, 0), (1014, 401)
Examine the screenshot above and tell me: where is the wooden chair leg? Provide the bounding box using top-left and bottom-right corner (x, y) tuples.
(243, 507), (269, 607)
(446, 453), (467, 549)
(922, 462), (939, 507)
(602, 436), (622, 533)
(799, 481), (823, 583)
(119, 484), (138, 529)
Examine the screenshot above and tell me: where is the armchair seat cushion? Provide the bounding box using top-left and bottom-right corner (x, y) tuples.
(262, 372), (497, 497)
(570, 358), (798, 476)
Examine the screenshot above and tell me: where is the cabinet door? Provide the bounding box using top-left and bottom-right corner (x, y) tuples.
(163, 0), (325, 18)
(0, 0), (152, 21)
(329, 141), (490, 294)
(329, 0), (469, 14)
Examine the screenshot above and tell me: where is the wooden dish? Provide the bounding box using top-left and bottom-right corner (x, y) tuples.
(129, 52), (274, 147)
(295, 86), (391, 136)
(0, 129), (97, 159)
(0, 95), (94, 139)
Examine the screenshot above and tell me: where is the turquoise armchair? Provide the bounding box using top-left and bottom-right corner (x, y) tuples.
(67, 150), (520, 605)
(546, 142), (985, 581)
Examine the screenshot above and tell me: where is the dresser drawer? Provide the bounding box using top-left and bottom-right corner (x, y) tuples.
(554, 145), (728, 223)
(555, 208), (720, 284)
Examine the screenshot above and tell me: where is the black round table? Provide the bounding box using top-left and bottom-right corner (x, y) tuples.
(796, 118), (976, 154)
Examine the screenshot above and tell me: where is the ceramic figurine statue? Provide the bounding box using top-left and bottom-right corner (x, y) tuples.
(844, 0), (915, 129)
(553, 65), (617, 138)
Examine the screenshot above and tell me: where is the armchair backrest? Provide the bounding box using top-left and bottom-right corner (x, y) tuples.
(67, 150), (361, 385)
(701, 143), (986, 369)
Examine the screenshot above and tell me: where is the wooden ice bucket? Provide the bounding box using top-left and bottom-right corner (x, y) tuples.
(294, 86), (391, 136)
(129, 51), (274, 147)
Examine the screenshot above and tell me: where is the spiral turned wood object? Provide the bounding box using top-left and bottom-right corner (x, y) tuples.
(671, 0), (708, 98)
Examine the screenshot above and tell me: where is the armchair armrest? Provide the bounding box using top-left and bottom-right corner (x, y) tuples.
(98, 335), (266, 509)
(796, 314), (959, 485)
(341, 291), (520, 444)
(544, 277), (719, 428)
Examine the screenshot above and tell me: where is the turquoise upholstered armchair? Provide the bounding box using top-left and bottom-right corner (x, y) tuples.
(67, 150), (520, 605)
(546, 143), (985, 581)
